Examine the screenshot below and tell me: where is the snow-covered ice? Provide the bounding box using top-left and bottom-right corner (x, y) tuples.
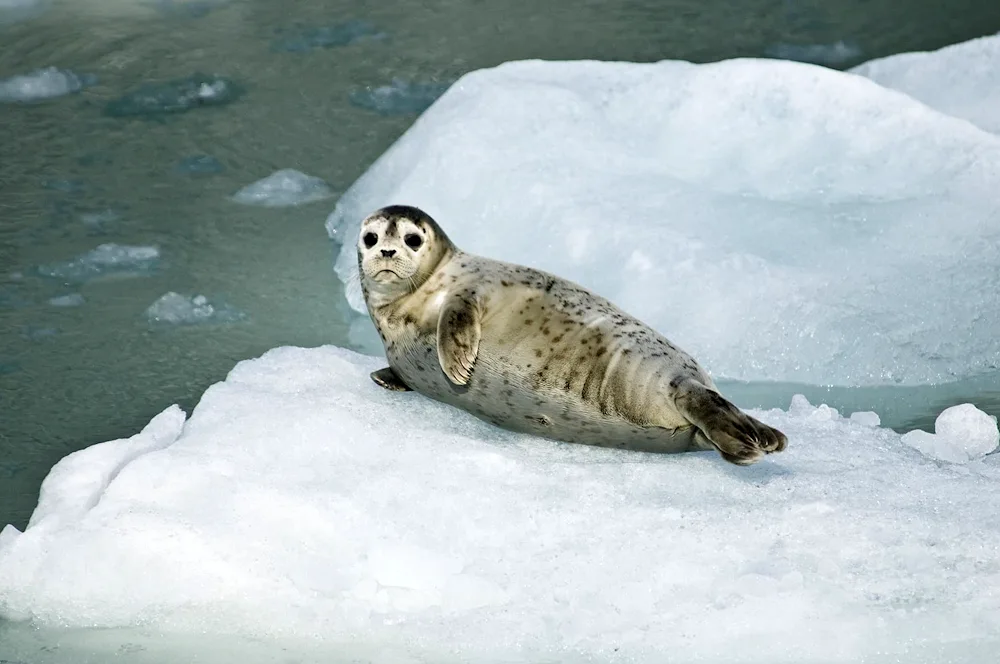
(145, 292), (244, 325)
(271, 19), (383, 53)
(326, 50), (1000, 388)
(48, 293), (85, 307)
(1, 346), (998, 663)
(850, 31), (1000, 135)
(349, 78), (452, 115)
(231, 169), (333, 207)
(765, 40), (862, 66)
(900, 403), (1000, 464)
(0, 67), (90, 103)
(36, 244), (160, 282)
(104, 73), (242, 117)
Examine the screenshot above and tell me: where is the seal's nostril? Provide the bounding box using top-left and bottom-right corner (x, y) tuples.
(381, 249), (396, 258)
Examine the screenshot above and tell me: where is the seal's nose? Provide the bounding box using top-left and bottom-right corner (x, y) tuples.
(381, 249), (396, 258)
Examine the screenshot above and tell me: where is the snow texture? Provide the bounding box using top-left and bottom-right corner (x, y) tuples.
(850, 31), (1000, 135)
(900, 403), (1000, 464)
(36, 244), (160, 282)
(349, 78), (452, 115)
(765, 40), (862, 66)
(271, 19), (383, 53)
(103, 73), (242, 117)
(0, 67), (90, 103)
(0, 346), (998, 663)
(145, 292), (244, 325)
(326, 54), (1000, 388)
(231, 169), (333, 207)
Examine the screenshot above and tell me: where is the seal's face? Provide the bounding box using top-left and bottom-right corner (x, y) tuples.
(357, 205), (452, 307)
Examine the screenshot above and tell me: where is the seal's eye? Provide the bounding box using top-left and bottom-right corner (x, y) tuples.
(363, 232), (378, 249)
(404, 234), (422, 250)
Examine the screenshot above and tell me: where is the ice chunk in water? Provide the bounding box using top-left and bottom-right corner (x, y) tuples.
(42, 178), (85, 194)
(349, 78), (452, 115)
(104, 73), (243, 117)
(173, 154), (224, 176)
(20, 325), (58, 340)
(1, 346), (999, 661)
(850, 31), (1000, 134)
(326, 53), (1000, 387)
(145, 292), (245, 325)
(765, 41), (862, 66)
(48, 293), (85, 307)
(901, 403), (1000, 463)
(36, 244), (160, 282)
(0, 67), (92, 103)
(271, 20), (383, 53)
(231, 169), (333, 207)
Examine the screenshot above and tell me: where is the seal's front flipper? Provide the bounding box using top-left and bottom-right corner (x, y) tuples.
(371, 367), (412, 392)
(670, 378), (787, 465)
(437, 294), (481, 386)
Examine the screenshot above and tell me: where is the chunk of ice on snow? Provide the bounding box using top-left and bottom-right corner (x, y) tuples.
(36, 244), (160, 282)
(145, 292), (245, 325)
(326, 51), (1000, 387)
(901, 403), (1000, 463)
(851, 31), (1000, 134)
(231, 169), (333, 207)
(1, 346), (999, 662)
(0, 67), (90, 103)
(849, 411), (880, 427)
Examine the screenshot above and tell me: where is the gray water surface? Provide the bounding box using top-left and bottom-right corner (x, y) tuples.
(2, 0), (1000, 537)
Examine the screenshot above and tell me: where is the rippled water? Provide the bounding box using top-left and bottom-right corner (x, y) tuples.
(1, 0), (999, 588)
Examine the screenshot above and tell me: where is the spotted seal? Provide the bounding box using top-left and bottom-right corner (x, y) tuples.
(356, 205), (787, 465)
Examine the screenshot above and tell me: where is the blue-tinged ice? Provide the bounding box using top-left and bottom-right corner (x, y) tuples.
(145, 292), (245, 325)
(36, 244), (160, 282)
(0, 67), (92, 103)
(173, 154), (224, 176)
(104, 73), (243, 117)
(349, 78), (451, 115)
(765, 40), (862, 66)
(231, 169), (333, 207)
(48, 293), (85, 307)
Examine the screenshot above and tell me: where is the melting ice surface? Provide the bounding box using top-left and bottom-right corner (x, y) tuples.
(1, 346), (999, 663)
(145, 292), (245, 325)
(231, 168), (334, 207)
(36, 244), (160, 282)
(0, 67), (91, 103)
(327, 36), (1000, 388)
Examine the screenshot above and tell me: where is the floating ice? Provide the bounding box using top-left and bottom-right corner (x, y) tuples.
(42, 178), (84, 194)
(271, 19), (383, 53)
(850, 31), (1000, 134)
(145, 292), (245, 325)
(0, 67), (91, 103)
(231, 168), (333, 207)
(901, 403), (1000, 464)
(1, 346), (998, 662)
(173, 154), (224, 176)
(765, 40), (862, 66)
(349, 78), (452, 115)
(104, 73), (243, 117)
(326, 52), (1000, 387)
(20, 325), (58, 340)
(78, 208), (119, 231)
(36, 244), (160, 282)
(47, 293), (85, 307)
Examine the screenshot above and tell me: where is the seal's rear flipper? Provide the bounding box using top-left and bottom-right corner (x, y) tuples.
(371, 367), (412, 392)
(670, 378), (787, 465)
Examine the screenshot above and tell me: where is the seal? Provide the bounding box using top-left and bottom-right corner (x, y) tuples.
(356, 204), (787, 465)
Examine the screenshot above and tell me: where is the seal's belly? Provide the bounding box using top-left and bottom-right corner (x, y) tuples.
(388, 321), (701, 454)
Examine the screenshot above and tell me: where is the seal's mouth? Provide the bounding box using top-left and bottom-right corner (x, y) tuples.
(373, 269), (400, 281)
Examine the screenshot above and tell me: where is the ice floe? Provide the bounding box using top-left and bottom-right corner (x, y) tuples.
(349, 78), (452, 115)
(145, 292), (244, 325)
(231, 168), (333, 207)
(36, 244), (160, 282)
(0, 67), (92, 103)
(104, 73), (243, 117)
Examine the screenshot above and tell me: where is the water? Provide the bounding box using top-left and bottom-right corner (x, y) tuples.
(1, 0), (999, 658)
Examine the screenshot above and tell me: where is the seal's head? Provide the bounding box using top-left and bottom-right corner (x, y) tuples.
(357, 205), (454, 307)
